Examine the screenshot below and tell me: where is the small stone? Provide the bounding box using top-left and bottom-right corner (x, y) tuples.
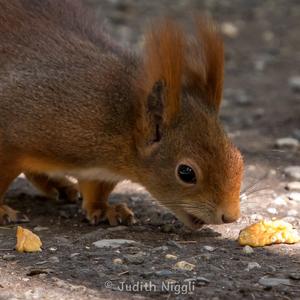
(242, 245), (254, 255)
(245, 262), (261, 271)
(184, 277), (210, 286)
(165, 254), (177, 260)
(106, 226), (128, 232)
(22, 278), (30, 282)
(174, 261), (195, 271)
(26, 268), (53, 276)
(35, 261), (48, 265)
(275, 137), (299, 149)
(2, 254), (16, 261)
(197, 253), (212, 261)
(288, 192), (300, 202)
(289, 272), (300, 280)
(166, 240), (183, 249)
(113, 258), (123, 265)
(49, 247), (57, 252)
(93, 239), (138, 249)
(124, 251), (146, 264)
(258, 277), (291, 287)
(286, 182), (300, 191)
(48, 256), (59, 263)
(33, 226), (49, 232)
(70, 253), (80, 258)
(152, 246), (168, 252)
(154, 270), (174, 277)
(273, 196), (287, 206)
(289, 76), (300, 92)
(267, 207), (277, 214)
(284, 166), (300, 180)
(203, 245), (215, 252)
(262, 31), (274, 42)
(254, 59), (265, 72)
(221, 22), (239, 38)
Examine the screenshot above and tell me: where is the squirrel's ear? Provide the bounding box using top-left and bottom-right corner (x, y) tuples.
(134, 20), (184, 155)
(184, 17), (224, 112)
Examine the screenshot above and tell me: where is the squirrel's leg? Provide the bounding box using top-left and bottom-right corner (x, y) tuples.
(25, 172), (79, 203)
(79, 180), (135, 226)
(0, 160), (29, 225)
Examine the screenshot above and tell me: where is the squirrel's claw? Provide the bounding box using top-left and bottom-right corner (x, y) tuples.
(0, 205), (30, 225)
(85, 203), (135, 226)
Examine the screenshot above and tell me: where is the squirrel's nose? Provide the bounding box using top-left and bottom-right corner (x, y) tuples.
(221, 214), (238, 224)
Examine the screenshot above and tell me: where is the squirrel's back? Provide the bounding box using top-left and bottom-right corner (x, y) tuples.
(0, 0), (137, 164)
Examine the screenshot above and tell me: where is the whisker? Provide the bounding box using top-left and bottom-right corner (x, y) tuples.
(241, 173), (269, 194)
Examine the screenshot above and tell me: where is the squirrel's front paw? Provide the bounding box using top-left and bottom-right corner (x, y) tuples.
(84, 203), (136, 226)
(0, 205), (29, 225)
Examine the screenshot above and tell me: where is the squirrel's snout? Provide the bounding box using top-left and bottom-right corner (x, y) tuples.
(219, 207), (240, 224)
(221, 214), (239, 224)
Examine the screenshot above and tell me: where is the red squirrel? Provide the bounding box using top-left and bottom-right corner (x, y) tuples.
(0, 0), (243, 229)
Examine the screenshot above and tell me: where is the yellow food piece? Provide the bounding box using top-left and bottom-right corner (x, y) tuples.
(16, 226), (42, 253)
(238, 220), (300, 247)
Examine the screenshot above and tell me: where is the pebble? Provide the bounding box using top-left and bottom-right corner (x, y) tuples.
(288, 192), (300, 202)
(48, 256), (59, 264)
(242, 245), (254, 255)
(286, 181), (300, 191)
(258, 276), (291, 288)
(106, 226), (128, 232)
(262, 30), (274, 42)
(273, 196), (287, 206)
(166, 240), (183, 249)
(165, 254), (178, 260)
(152, 246), (168, 252)
(124, 251), (146, 264)
(113, 258), (123, 265)
(49, 247), (57, 252)
(70, 253), (80, 258)
(275, 137), (299, 149)
(173, 261), (195, 271)
(245, 262), (261, 271)
(184, 277), (210, 286)
(288, 76), (300, 92)
(93, 239), (138, 249)
(284, 166), (300, 180)
(154, 270), (174, 277)
(203, 245), (215, 252)
(33, 226), (49, 232)
(289, 272), (300, 280)
(267, 207), (277, 214)
(221, 22), (239, 38)
(2, 254), (16, 261)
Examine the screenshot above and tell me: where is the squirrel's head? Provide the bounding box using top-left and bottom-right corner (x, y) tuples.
(133, 18), (244, 229)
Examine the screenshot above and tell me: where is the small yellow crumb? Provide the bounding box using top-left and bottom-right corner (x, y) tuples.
(16, 226), (42, 253)
(238, 220), (300, 247)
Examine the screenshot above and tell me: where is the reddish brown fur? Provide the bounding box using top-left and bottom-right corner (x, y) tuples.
(143, 20), (184, 124)
(0, 0), (243, 229)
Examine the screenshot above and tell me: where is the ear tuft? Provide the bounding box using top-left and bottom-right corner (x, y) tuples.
(185, 17), (224, 112)
(143, 19), (184, 124)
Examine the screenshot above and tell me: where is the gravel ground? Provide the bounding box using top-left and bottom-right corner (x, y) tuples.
(1, 0), (300, 299)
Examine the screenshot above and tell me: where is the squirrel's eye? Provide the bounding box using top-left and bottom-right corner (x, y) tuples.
(177, 164), (197, 184)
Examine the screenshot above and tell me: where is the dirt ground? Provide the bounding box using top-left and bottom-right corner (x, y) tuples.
(1, 0), (300, 299)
